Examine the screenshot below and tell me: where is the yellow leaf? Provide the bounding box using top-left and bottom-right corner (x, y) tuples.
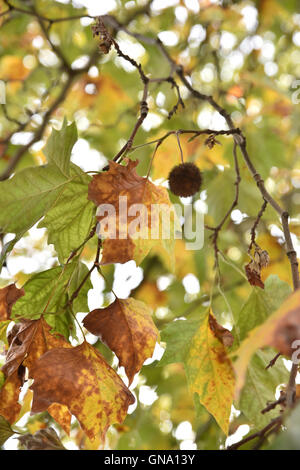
(187, 311), (235, 434)
(0, 56), (30, 80)
(135, 281), (167, 308)
(0, 372), (21, 424)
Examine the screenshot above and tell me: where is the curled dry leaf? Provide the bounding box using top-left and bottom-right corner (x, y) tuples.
(30, 341), (135, 441)
(234, 288), (300, 398)
(83, 297), (159, 384)
(245, 246), (270, 289)
(18, 427), (66, 450)
(88, 159), (178, 266)
(92, 17), (113, 54)
(208, 313), (234, 348)
(0, 284), (24, 321)
(245, 260), (264, 289)
(1, 318), (71, 433)
(2, 318), (70, 377)
(204, 134), (221, 149)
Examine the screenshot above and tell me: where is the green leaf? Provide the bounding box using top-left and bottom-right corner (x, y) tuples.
(239, 350), (289, 429)
(0, 234), (23, 271)
(0, 415), (14, 447)
(0, 121), (79, 267)
(11, 261), (87, 320)
(38, 169), (95, 263)
(235, 275), (292, 342)
(246, 126), (287, 178)
(0, 164), (73, 235)
(206, 167), (262, 223)
(68, 261), (92, 314)
(44, 307), (76, 340)
(268, 402), (300, 450)
(11, 260), (92, 338)
(235, 275), (291, 428)
(43, 118), (77, 176)
(11, 265), (71, 320)
(159, 317), (200, 367)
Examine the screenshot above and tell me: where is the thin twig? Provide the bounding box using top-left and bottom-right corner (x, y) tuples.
(248, 199), (268, 253)
(206, 142), (241, 267)
(227, 417), (282, 450)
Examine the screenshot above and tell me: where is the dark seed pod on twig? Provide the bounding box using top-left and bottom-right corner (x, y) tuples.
(168, 162), (202, 197)
(92, 17), (113, 54)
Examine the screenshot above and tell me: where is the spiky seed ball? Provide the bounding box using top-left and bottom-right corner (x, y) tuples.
(168, 162), (202, 197)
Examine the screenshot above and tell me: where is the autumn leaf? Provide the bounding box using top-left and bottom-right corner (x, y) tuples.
(18, 427), (66, 450)
(83, 297), (159, 384)
(30, 341), (135, 440)
(160, 310), (235, 434)
(0, 284), (24, 321)
(0, 56), (30, 80)
(2, 318), (71, 433)
(135, 281), (167, 308)
(0, 320), (10, 345)
(2, 318), (70, 377)
(0, 371), (23, 424)
(88, 159), (179, 267)
(245, 260), (265, 289)
(234, 288), (300, 398)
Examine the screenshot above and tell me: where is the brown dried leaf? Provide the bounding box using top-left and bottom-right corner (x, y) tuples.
(2, 318), (71, 433)
(83, 298), (159, 384)
(0, 284), (24, 321)
(2, 317), (70, 377)
(208, 314), (234, 348)
(245, 260), (264, 289)
(18, 427), (66, 450)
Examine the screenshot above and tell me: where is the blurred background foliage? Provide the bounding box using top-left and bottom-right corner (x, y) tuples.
(1, 0), (300, 450)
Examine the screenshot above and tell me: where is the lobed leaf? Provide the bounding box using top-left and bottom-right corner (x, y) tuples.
(160, 310), (235, 434)
(30, 341), (135, 440)
(88, 159), (179, 268)
(83, 297), (159, 384)
(38, 167), (95, 263)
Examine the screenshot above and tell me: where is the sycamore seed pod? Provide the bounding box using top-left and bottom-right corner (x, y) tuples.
(168, 162), (202, 197)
